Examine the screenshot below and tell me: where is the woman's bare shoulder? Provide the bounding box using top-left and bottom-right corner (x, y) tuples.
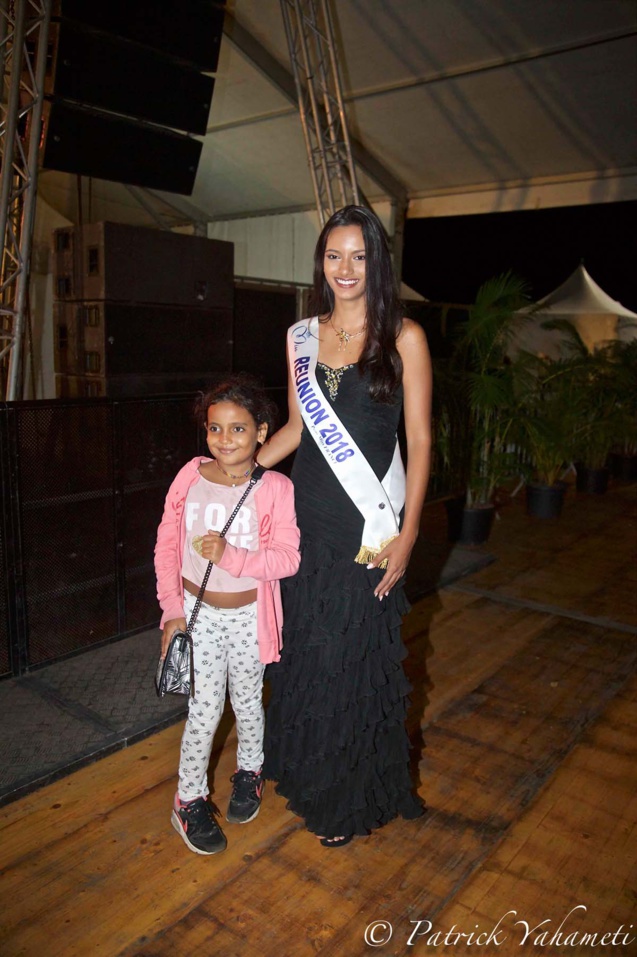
(397, 317), (428, 351)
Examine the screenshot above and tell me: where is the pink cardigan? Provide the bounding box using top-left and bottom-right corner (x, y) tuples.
(154, 457), (300, 663)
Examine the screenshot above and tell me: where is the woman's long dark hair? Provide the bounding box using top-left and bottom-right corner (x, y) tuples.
(310, 204), (404, 402)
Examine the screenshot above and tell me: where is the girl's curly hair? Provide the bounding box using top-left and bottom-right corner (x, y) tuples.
(194, 372), (277, 439)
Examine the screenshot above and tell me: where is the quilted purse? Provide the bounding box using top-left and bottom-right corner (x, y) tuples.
(155, 467), (263, 698)
(155, 627), (194, 698)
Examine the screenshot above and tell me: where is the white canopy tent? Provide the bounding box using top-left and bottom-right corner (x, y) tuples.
(512, 264), (637, 358)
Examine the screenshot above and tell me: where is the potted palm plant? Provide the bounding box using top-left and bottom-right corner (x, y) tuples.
(565, 338), (630, 494)
(514, 352), (582, 518)
(516, 325), (634, 503)
(448, 271), (531, 543)
(431, 358), (470, 509)
(432, 360), (473, 542)
(607, 340), (637, 482)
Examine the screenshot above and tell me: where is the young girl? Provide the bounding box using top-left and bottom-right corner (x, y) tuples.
(155, 374), (300, 856)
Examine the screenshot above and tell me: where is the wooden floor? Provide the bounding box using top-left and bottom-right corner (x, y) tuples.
(1, 484), (636, 957)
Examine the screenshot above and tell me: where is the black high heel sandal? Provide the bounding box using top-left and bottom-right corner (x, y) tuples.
(319, 834), (353, 848)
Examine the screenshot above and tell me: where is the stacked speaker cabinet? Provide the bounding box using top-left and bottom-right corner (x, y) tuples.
(42, 0), (227, 194)
(53, 222), (234, 397)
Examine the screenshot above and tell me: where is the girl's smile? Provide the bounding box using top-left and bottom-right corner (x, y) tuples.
(206, 401), (268, 477)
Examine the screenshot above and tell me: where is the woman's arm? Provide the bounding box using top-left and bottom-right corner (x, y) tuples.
(397, 318), (433, 544)
(369, 319), (432, 598)
(257, 349), (303, 467)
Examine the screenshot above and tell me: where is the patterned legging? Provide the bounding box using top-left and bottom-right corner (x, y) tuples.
(178, 593), (264, 801)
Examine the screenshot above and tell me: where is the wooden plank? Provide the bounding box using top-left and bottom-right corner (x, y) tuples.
(402, 592), (553, 727)
(0, 756), (303, 957)
(0, 594), (548, 874)
(426, 676), (637, 957)
(0, 724), (182, 868)
(463, 485), (637, 628)
(110, 619), (636, 957)
(1, 496), (635, 957)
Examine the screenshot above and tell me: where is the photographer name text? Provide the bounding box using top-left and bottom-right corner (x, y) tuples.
(364, 906), (634, 948)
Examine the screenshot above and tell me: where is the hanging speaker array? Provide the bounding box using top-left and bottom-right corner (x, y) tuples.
(42, 0), (227, 194)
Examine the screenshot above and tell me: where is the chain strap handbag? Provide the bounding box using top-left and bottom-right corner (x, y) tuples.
(155, 466), (263, 698)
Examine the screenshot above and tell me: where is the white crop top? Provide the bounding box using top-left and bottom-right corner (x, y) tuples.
(181, 475), (258, 593)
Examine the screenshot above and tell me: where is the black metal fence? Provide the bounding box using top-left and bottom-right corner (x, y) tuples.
(0, 394), (212, 678)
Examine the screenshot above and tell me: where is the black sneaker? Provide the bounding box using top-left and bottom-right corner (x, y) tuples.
(171, 795), (227, 855)
(226, 769), (264, 824)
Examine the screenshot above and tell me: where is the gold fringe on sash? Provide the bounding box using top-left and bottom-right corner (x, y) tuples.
(354, 535), (399, 569)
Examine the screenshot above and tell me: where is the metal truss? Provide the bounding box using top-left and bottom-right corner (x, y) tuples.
(280, 0), (361, 227)
(0, 0), (52, 400)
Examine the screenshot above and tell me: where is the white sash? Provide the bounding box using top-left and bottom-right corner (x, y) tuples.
(288, 317), (405, 565)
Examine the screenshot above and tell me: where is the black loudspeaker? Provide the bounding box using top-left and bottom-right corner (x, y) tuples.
(51, 20), (214, 135)
(102, 304), (232, 376)
(233, 286), (297, 387)
(43, 101), (203, 194)
(57, 0), (226, 72)
(54, 301), (233, 397)
(53, 222), (234, 307)
(42, 1), (227, 193)
(54, 373), (216, 399)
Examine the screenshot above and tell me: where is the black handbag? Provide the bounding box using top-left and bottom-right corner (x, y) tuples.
(155, 627), (194, 698)
(155, 467), (263, 698)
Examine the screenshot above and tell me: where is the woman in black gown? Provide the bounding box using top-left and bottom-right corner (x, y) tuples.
(259, 205), (432, 846)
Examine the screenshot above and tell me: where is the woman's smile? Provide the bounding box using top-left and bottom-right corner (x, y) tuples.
(323, 224), (366, 302)
(334, 277), (360, 288)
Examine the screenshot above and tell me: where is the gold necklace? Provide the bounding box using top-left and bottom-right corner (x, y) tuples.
(331, 317), (366, 351)
(215, 459), (255, 487)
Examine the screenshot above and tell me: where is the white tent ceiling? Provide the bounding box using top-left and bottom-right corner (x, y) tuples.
(37, 0), (637, 229)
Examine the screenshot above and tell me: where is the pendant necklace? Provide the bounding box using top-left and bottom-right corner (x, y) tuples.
(331, 316), (366, 351)
(215, 459), (255, 487)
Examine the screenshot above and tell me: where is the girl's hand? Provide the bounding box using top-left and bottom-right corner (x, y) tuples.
(367, 532), (417, 600)
(201, 530), (227, 564)
(161, 617), (187, 659)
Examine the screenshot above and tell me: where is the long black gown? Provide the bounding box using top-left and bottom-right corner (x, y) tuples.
(263, 361), (423, 838)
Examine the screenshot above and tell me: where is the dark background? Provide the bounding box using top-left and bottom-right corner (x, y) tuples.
(402, 199), (637, 309)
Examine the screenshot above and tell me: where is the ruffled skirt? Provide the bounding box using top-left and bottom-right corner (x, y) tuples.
(263, 535), (424, 838)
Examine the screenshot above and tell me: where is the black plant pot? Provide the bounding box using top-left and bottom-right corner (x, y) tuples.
(608, 452), (637, 483)
(445, 499), (495, 545)
(576, 465), (610, 495)
(444, 494), (467, 543)
(526, 482), (566, 519)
